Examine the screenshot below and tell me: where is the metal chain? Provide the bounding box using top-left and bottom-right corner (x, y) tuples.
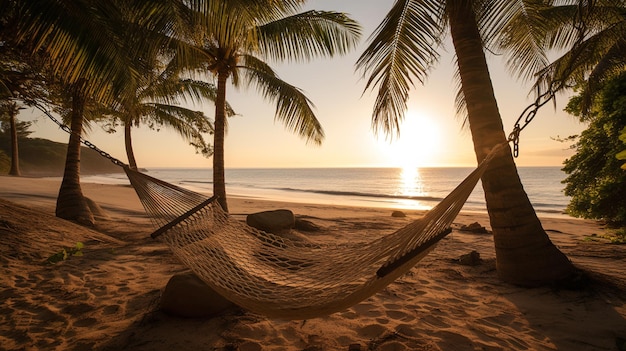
(508, 80), (562, 157)
(35, 104), (128, 168)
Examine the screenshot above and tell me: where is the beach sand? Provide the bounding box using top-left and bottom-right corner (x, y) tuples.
(0, 175), (624, 351)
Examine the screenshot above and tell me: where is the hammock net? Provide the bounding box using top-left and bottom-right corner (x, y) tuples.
(124, 146), (500, 319)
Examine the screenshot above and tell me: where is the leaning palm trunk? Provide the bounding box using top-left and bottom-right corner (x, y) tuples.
(55, 85), (94, 226)
(8, 102), (21, 177)
(448, 2), (574, 286)
(124, 117), (138, 171)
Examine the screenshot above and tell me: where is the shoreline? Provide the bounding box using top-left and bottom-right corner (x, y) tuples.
(35, 169), (572, 219)
(0, 174), (624, 350)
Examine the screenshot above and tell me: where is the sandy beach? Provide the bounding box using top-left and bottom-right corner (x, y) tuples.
(0, 175), (624, 351)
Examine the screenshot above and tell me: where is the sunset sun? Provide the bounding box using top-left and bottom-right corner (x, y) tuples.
(378, 111), (442, 169)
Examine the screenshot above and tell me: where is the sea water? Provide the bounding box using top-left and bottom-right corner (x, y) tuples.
(81, 167), (570, 217)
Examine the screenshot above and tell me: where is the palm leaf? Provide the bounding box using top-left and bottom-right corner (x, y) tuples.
(534, 5), (626, 112)
(257, 10), (362, 62)
(16, 1), (138, 102)
(356, 0), (444, 137)
(240, 54), (323, 145)
(487, 0), (554, 81)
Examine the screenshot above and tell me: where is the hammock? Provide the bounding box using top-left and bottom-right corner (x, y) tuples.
(124, 145), (504, 319)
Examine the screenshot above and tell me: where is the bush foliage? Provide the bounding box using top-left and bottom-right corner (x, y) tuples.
(562, 73), (626, 227)
(618, 126), (626, 170)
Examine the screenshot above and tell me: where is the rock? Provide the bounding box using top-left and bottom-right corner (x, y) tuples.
(458, 250), (482, 266)
(391, 210), (406, 218)
(161, 272), (235, 318)
(459, 222), (488, 234)
(247, 209), (295, 234)
(295, 217), (321, 232)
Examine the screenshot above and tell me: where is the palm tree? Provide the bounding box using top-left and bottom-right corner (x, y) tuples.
(357, 0), (576, 286)
(103, 57), (220, 171)
(54, 80), (98, 225)
(2, 101), (24, 176)
(0, 39), (47, 177)
(0, 71), (31, 179)
(196, 1), (361, 211)
(3, 0), (136, 224)
(6, 0), (207, 225)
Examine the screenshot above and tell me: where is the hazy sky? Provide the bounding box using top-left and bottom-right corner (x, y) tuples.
(27, 1), (585, 169)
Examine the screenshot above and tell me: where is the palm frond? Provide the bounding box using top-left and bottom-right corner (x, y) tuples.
(146, 103), (213, 156)
(193, 0), (258, 51)
(575, 41), (626, 112)
(451, 64), (470, 130)
(16, 1), (138, 102)
(535, 9), (626, 96)
(485, 0), (554, 81)
(257, 10), (362, 62)
(356, 0), (445, 138)
(148, 103), (214, 136)
(240, 54), (324, 145)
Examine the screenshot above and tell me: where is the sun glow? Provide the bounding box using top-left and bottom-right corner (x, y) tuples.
(377, 112), (442, 169)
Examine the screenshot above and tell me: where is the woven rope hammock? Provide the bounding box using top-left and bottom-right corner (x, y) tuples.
(123, 144), (504, 319)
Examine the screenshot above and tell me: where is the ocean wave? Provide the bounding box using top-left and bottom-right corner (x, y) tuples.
(181, 180), (212, 185)
(240, 184), (491, 206)
(272, 187), (444, 202)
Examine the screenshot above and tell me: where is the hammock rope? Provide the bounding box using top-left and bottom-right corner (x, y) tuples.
(123, 143), (505, 319)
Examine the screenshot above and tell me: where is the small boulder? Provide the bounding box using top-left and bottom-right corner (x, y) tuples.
(161, 272), (235, 318)
(458, 250), (482, 266)
(247, 209), (295, 234)
(391, 210), (406, 218)
(459, 222), (488, 234)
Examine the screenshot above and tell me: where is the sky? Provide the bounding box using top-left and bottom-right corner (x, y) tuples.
(25, 1), (586, 169)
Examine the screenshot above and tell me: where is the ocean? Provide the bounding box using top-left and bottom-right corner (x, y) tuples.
(82, 166), (570, 217)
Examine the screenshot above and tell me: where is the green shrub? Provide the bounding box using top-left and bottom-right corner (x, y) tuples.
(618, 126), (626, 170)
(563, 73), (626, 227)
(46, 242), (84, 264)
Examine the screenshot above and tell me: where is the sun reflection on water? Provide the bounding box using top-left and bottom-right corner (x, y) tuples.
(397, 167), (429, 209)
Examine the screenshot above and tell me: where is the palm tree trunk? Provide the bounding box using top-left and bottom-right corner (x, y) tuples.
(124, 116), (138, 171)
(447, 1), (575, 286)
(213, 69), (229, 212)
(7, 101), (21, 176)
(55, 84), (95, 226)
